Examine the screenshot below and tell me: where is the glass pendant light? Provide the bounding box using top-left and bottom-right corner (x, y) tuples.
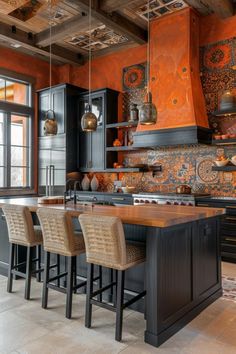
(44, 0), (58, 136)
(81, 0), (98, 132)
(139, 0), (157, 125)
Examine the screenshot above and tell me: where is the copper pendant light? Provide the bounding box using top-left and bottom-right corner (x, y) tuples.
(139, 0), (157, 125)
(81, 0), (98, 132)
(44, 0), (58, 136)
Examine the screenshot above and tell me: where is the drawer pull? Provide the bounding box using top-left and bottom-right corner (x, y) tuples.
(225, 237), (236, 243)
(226, 205), (236, 209)
(225, 217), (236, 221)
(198, 204), (209, 207)
(111, 197), (125, 201)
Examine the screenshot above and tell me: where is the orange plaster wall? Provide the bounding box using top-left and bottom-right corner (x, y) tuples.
(200, 13), (236, 46)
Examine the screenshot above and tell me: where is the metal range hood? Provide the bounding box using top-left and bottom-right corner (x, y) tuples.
(133, 126), (212, 148)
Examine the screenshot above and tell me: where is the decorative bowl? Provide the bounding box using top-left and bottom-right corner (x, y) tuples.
(121, 186), (136, 194)
(214, 159), (229, 167)
(231, 156), (236, 166)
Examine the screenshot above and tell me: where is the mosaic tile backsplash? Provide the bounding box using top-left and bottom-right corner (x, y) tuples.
(90, 145), (236, 196)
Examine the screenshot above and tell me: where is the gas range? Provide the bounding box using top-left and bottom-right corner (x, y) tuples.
(133, 193), (210, 206)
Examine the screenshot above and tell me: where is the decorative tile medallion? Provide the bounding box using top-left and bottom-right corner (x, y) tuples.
(123, 63), (147, 91)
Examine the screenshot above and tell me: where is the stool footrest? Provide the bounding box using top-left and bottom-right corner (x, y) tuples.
(90, 299), (116, 312)
(48, 272), (67, 283)
(47, 283), (67, 294)
(123, 290), (146, 309)
(91, 281), (116, 298)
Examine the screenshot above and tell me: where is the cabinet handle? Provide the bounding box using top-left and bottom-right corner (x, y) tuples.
(225, 237), (236, 243)
(111, 197), (125, 201)
(226, 205), (236, 209)
(198, 204), (209, 207)
(225, 217), (236, 221)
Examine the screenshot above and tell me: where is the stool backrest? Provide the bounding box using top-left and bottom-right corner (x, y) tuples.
(2, 204), (35, 246)
(79, 214), (126, 268)
(37, 208), (77, 255)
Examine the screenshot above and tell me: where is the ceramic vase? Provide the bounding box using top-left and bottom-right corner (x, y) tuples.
(81, 174), (90, 191)
(91, 174), (99, 191)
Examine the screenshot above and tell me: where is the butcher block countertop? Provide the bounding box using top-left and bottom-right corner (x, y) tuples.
(0, 197), (225, 228)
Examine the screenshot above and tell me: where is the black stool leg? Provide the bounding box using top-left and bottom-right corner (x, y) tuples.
(113, 270), (118, 307)
(98, 265), (102, 302)
(85, 263), (94, 328)
(36, 245), (41, 282)
(25, 246), (33, 300)
(7, 243), (15, 293)
(42, 251), (50, 309)
(66, 256), (73, 319)
(56, 254), (60, 287)
(115, 270), (125, 342)
(73, 256), (77, 294)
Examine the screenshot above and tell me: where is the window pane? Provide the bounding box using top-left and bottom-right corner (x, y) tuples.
(0, 167), (5, 187)
(0, 112), (6, 144)
(0, 79), (5, 101)
(11, 146), (30, 167)
(0, 145), (5, 166)
(11, 115), (30, 146)
(11, 167), (30, 187)
(6, 80), (29, 106)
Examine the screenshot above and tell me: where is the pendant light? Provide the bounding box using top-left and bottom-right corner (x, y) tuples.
(139, 0), (157, 125)
(81, 0), (98, 132)
(44, 0), (58, 136)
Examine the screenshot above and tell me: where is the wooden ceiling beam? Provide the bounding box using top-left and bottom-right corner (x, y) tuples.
(35, 14), (99, 47)
(185, 0), (235, 18)
(74, 0), (147, 44)
(0, 22), (84, 65)
(99, 0), (138, 12)
(203, 0), (234, 18)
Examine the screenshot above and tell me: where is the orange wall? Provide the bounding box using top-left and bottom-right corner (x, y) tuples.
(200, 13), (236, 46)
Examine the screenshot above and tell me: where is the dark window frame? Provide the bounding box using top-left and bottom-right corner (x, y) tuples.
(0, 69), (35, 195)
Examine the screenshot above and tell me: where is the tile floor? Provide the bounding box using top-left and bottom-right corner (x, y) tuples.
(0, 262), (235, 354)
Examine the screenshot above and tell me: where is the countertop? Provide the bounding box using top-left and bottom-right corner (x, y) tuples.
(0, 197), (225, 228)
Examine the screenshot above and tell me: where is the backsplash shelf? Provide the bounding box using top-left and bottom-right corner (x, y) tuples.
(212, 166), (236, 172)
(106, 121), (138, 129)
(212, 138), (236, 146)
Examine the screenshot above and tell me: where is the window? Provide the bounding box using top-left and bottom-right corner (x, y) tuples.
(0, 71), (34, 191)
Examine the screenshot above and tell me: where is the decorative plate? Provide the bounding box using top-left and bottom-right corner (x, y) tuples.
(197, 159), (218, 183)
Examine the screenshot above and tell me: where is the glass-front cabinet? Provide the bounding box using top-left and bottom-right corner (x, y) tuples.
(78, 88), (119, 172)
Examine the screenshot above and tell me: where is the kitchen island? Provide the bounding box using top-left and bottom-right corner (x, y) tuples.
(0, 198), (225, 347)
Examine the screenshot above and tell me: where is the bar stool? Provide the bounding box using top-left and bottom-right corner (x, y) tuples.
(2, 204), (43, 300)
(37, 208), (86, 319)
(79, 214), (146, 342)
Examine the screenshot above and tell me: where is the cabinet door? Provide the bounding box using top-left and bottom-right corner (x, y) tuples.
(52, 88), (65, 134)
(78, 94), (105, 170)
(194, 219), (220, 299)
(38, 92), (50, 137)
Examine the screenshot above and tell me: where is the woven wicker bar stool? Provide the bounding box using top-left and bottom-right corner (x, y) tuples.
(79, 214), (146, 342)
(2, 204), (43, 300)
(37, 208), (87, 319)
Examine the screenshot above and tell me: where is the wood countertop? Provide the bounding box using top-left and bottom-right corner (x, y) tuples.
(0, 197), (225, 228)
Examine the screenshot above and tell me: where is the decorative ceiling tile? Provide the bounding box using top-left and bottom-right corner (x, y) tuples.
(135, 0), (188, 21)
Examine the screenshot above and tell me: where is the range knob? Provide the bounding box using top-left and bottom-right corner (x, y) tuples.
(174, 202), (179, 205)
(151, 200), (157, 204)
(180, 202), (186, 206)
(188, 202), (193, 206)
(140, 200), (144, 203)
(145, 200), (150, 204)
(166, 201), (171, 205)
(134, 199), (140, 204)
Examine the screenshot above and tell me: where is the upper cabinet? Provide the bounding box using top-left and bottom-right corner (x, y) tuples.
(78, 88), (119, 172)
(37, 84), (84, 195)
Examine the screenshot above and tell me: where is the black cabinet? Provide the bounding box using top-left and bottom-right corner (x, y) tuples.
(196, 199), (236, 263)
(78, 88), (119, 172)
(38, 84), (84, 195)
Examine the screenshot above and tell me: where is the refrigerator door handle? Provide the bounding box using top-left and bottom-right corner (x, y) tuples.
(51, 165), (55, 196)
(46, 166), (49, 197)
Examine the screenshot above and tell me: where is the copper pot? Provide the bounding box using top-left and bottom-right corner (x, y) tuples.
(176, 185), (191, 194)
